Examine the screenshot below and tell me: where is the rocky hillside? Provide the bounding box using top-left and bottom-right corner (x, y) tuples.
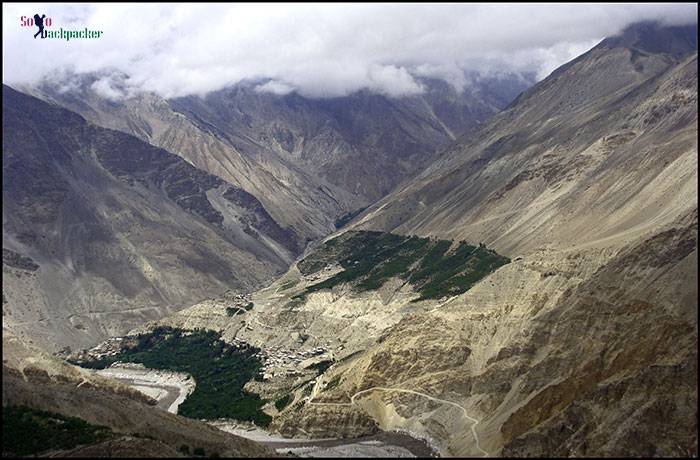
(169, 75), (531, 203)
(352, 23), (697, 255)
(2, 85), (301, 353)
(22, 80), (353, 244)
(26, 72), (532, 243)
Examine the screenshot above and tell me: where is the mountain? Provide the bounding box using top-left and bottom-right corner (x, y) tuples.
(26, 72), (533, 243)
(150, 22), (696, 457)
(168, 75), (531, 202)
(22, 79), (355, 245)
(313, 21), (697, 456)
(2, 85), (303, 353)
(352, 22), (697, 254)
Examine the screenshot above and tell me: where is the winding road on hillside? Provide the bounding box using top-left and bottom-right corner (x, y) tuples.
(307, 379), (490, 457)
(210, 286), (486, 456)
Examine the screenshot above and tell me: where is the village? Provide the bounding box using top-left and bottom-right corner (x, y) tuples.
(222, 290), (337, 381)
(255, 345), (332, 381)
(67, 335), (132, 363)
(64, 283), (342, 389)
(68, 322), (334, 384)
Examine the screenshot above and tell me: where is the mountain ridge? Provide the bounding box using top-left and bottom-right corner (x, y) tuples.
(2, 84), (302, 352)
(23, 71), (533, 244)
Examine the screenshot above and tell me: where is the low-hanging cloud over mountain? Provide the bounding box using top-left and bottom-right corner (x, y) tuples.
(3, 3), (697, 99)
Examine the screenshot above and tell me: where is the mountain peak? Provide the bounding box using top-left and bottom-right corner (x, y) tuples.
(599, 21), (698, 59)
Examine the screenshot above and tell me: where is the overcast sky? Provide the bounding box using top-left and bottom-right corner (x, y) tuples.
(2, 3), (697, 99)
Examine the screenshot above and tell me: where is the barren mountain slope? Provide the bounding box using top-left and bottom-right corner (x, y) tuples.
(169, 75), (531, 202)
(352, 23), (697, 256)
(2, 85), (300, 352)
(23, 81), (356, 243)
(28, 73), (532, 241)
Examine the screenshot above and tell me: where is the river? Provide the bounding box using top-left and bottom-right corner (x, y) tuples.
(97, 364), (439, 457)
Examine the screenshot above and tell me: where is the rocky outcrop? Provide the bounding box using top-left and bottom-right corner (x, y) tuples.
(3, 249), (39, 271)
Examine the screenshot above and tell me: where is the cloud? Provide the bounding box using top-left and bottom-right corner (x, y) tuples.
(2, 3), (697, 99)
(367, 64), (424, 97)
(255, 80), (295, 96)
(90, 75), (128, 101)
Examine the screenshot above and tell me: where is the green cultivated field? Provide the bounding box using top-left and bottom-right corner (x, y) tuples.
(71, 327), (271, 426)
(295, 231), (509, 301)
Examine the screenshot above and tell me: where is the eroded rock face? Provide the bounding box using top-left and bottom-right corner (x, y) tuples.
(25, 70), (533, 245)
(274, 404), (379, 439)
(494, 213), (698, 457)
(360, 315), (473, 388)
(2, 85), (297, 352)
(3, 249), (39, 271)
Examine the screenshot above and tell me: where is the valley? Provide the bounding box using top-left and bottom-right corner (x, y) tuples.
(2, 12), (697, 459)
(64, 230), (510, 455)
